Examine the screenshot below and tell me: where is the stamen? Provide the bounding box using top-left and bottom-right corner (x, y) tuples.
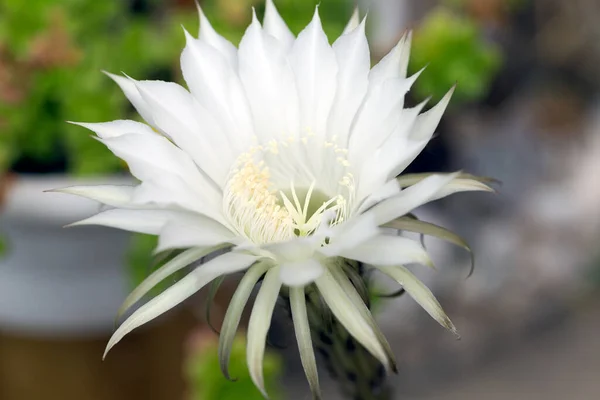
(223, 135), (356, 245)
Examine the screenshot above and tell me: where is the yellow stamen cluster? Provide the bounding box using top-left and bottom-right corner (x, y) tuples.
(223, 134), (356, 245)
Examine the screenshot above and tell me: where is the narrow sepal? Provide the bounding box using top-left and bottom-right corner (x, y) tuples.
(384, 217), (476, 277)
(247, 267), (283, 399)
(376, 265), (459, 337)
(290, 286), (322, 399)
(218, 261), (270, 380)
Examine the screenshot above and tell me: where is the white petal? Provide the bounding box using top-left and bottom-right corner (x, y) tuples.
(432, 178), (495, 202)
(354, 98), (428, 199)
(53, 185), (134, 208)
(315, 270), (389, 368)
(342, 7), (360, 35)
(98, 133), (221, 211)
(328, 265), (396, 371)
(68, 208), (203, 235)
(99, 133), (197, 183)
(247, 267), (282, 398)
(356, 178), (401, 214)
(328, 16), (369, 147)
(290, 7), (338, 141)
(319, 213), (379, 257)
(105, 252), (258, 358)
(104, 72), (155, 126)
(337, 234), (433, 267)
(156, 219), (236, 253)
(219, 261), (271, 379)
(262, 236), (318, 262)
(289, 286), (321, 398)
(117, 246), (223, 319)
(69, 120), (156, 139)
(368, 173), (458, 226)
(349, 71), (423, 168)
(181, 29), (254, 151)
(376, 264), (458, 336)
(409, 86), (454, 141)
(238, 11), (299, 142)
(264, 0), (295, 50)
(133, 79), (229, 185)
(369, 31), (412, 85)
(279, 258), (324, 287)
(196, 3), (237, 67)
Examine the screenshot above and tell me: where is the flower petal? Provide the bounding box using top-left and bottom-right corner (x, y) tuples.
(289, 286), (321, 399)
(328, 264), (397, 372)
(368, 173), (459, 226)
(238, 10), (299, 142)
(410, 86), (454, 142)
(196, 3), (237, 67)
(105, 251), (258, 359)
(156, 219), (236, 253)
(431, 178), (495, 201)
(314, 270), (389, 370)
(376, 264), (459, 336)
(343, 7), (360, 35)
(53, 185), (135, 208)
(369, 31), (412, 85)
(384, 217), (475, 277)
(396, 172), (498, 188)
(329, 16), (369, 148)
(319, 213), (379, 257)
(69, 120), (156, 139)
(264, 0), (295, 50)
(67, 209), (202, 235)
(104, 72), (155, 126)
(279, 258), (324, 287)
(247, 267), (282, 398)
(219, 261), (270, 379)
(349, 71), (424, 170)
(117, 246), (223, 320)
(180, 30), (254, 151)
(289, 7), (338, 141)
(337, 234), (434, 268)
(132, 79), (230, 185)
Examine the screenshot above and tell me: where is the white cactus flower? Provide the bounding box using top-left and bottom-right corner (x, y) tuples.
(57, 1), (493, 398)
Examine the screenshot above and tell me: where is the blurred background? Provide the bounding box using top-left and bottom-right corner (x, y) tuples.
(0, 0), (599, 399)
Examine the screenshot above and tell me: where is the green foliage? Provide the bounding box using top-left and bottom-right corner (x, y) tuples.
(409, 8), (502, 105)
(187, 335), (283, 400)
(0, 0), (197, 175)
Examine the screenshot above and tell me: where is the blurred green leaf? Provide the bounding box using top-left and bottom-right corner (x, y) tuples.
(410, 7), (502, 105)
(187, 335), (283, 400)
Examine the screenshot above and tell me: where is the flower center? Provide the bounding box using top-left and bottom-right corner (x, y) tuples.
(223, 135), (355, 245)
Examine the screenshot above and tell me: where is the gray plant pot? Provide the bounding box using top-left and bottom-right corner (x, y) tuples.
(0, 174), (132, 337)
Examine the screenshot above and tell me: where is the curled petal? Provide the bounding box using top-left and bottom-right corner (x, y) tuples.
(219, 261), (270, 380)
(247, 267), (282, 398)
(105, 252), (259, 359)
(384, 217), (475, 277)
(375, 265), (459, 337)
(314, 270), (390, 371)
(290, 286), (321, 399)
(329, 264), (397, 372)
(116, 245), (228, 320)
